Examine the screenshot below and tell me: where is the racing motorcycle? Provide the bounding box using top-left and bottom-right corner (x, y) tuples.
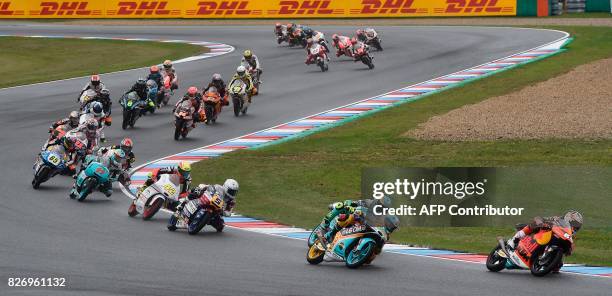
(69, 156), (111, 202)
(32, 146), (68, 189)
(173, 100), (194, 140)
(160, 75), (175, 106)
(229, 79), (250, 116)
(289, 28), (307, 48)
(353, 42), (375, 70)
(128, 173), (181, 220)
(167, 187), (225, 235)
(276, 27), (289, 44)
(142, 80), (158, 114)
(363, 28), (383, 51)
(203, 87), (222, 124)
(486, 220), (575, 277)
(336, 40), (353, 58)
(308, 43), (329, 72)
(120, 91), (143, 130)
(307, 223), (387, 268)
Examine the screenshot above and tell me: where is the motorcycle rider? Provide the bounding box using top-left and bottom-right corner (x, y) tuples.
(97, 147), (130, 187)
(74, 118), (102, 152)
(99, 137), (135, 170)
(174, 86), (202, 123)
(241, 50), (262, 81)
(95, 89), (112, 126)
(70, 148), (125, 198)
(228, 66), (255, 103)
(286, 23), (297, 35)
(507, 210), (583, 273)
(332, 34), (353, 57)
(307, 29), (330, 53)
(161, 60), (178, 91)
(350, 37), (369, 61)
(124, 78), (148, 101)
(274, 22), (287, 42)
(204, 73), (229, 105)
(140, 161), (192, 197)
(305, 38), (328, 64)
(77, 74), (106, 102)
(49, 110), (80, 134)
(147, 65), (163, 89)
(174, 179), (239, 232)
(323, 207), (366, 246)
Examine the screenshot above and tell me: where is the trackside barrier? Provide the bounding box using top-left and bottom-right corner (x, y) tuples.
(0, 0), (517, 18)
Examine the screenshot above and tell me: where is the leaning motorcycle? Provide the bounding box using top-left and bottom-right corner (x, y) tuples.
(229, 79), (250, 117)
(32, 148), (67, 189)
(243, 62), (261, 95)
(173, 100), (194, 140)
(353, 43), (375, 69)
(364, 29), (383, 51)
(167, 187), (225, 235)
(69, 156), (111, 202)
(203, 88), (222, 125)
(308, 44), (329, 72)
(307, 223), (387, 268)
(486, 220), (575, 277)
(160, 75), (175, 106)
(128, 173), (181, 220)
(120, 91), (143, 130)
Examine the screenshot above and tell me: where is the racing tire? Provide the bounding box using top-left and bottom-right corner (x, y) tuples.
(142, 197), (164, 220)
(77, 177), (97, 202)
(128, 202), (138, 217)
(122, 110), (130, 130)
(188, 209), (212, 235)
(486, 245), (507, 272)
(346, 241), (376, 269)
(32, 165), (51, 189)
(233, 97), (241, 117)
(174, 119), (184, 141)
(205, 105), (214, 125)
(530, 247), (564, 277)
(306, 243), (325, 265)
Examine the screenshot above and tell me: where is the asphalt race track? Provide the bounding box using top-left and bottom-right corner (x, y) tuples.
(0, 23), (610, 295)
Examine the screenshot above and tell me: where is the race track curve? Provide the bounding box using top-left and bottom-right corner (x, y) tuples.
(0, 23), (610, 296)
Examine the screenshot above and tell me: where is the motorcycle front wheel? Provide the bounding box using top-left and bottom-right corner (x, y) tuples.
(233, 97), (242, 117)
(78, 177), (97, 202)
(174, 118), (184, 141)
(188, 209), (212, 235)
(32, 165), (51, 189)
(486, 245), (507, 272)
(345, 241), (376, 269)
(142, 195), (164, 220)
(306, 243), (325, 265)
(530, 247), (563, 277)
(122, 110), (130, 130)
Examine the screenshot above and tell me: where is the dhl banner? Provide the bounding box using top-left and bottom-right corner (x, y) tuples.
(0, 0), (516, 18)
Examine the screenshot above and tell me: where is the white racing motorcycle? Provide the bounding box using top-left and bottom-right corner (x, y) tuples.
(128, 173), (181, 220)
(229, 79), (250, 116)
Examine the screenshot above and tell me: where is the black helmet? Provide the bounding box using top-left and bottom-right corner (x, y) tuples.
(137, 77), (146, 86)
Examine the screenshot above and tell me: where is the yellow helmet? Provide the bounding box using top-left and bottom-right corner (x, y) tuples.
(163, 60), (172, 68)
(177, 161), (191, 177)
(243, 50), (252, 58)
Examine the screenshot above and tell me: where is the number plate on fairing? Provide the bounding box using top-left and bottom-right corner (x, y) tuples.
(185, 201), (198, 215)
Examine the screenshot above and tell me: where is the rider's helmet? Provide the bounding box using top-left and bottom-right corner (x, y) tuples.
(243, 50), (252, 59)
(150, 65), (159, 74)
(374, 196), (392, 208)
(109, 149), (126, 168)
(564, 210), (583, 232)
(137, 77), (146, 86)
(303, 27), (313, 37)
(163, 60), (172, 69)
(90, 101), (104, 117)
(99, 88), (110, 99)
(120, 137), (133, 154)
(356, 29), (364, 36)
(90, 74), (101, 87)
(236, 66), (246, 78)
(351, 37), (358, 45)
(177, 161), (191, 179)
(287, 23), (294, 30)
(275, 22), (281, 29)
(146, 79), (156, 89)
(332, 34), (339, 42)
(69, 111), (80, 127)
(212, 73), (222, 82)
(223, 179), (239, 199)
(353, 206), (366, 224)
(306, 38), (314, 46)
(384, 215), (400, 234)
(85, 118), (98, 131)
(187, 86), (198, 97)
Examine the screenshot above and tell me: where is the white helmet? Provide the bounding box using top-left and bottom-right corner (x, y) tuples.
(223, 179), (239, 199)
(236, 66), (246, 77)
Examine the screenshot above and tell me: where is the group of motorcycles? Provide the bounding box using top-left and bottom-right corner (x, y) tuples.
(275, 24), (382, 72)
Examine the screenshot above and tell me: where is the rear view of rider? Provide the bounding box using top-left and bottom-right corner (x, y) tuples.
(507, 210), (583, 273)
(177, 179), (240, 232)
(77, 74), (105, 102)
(204, 73), (228, 105)
(229, 66), (254, 103)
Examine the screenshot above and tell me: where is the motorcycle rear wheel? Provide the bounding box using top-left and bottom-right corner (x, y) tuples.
(530, 247), (563, 277)
(486, 245), (507, 272)
(306, 243), (325, 265)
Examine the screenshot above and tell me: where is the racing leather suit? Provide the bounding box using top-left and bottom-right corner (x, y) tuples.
(143, 167), (191, 196)
(204, 80), (228, 104)
(162, 67), (178, 90)
(508, 216), (566, 272)
(229, 73), (254, 103)
(333, 36), (353, 57)
(125, 83), (148, 102)
(179, 184), (236, 232)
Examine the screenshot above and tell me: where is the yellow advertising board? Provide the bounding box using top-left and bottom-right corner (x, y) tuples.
(0, 0), (516, 19)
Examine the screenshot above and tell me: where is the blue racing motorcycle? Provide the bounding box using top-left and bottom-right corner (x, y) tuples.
(69, 156), (111, 202)
(32, 149), (67, 189)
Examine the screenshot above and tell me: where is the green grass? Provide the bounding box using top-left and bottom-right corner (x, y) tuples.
(191, 26), (612, 266)
(0, 36), (205, 88)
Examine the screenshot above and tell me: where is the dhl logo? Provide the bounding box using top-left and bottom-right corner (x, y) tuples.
(359, 0), (418, 14)
(445, 0), (503, 13)
(39, 1), (91, 16)
(195, 1), (251, 15)
(277, 1), (333, 15)
(0, 2), (15, 15)
(116, 1), (170, 15)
